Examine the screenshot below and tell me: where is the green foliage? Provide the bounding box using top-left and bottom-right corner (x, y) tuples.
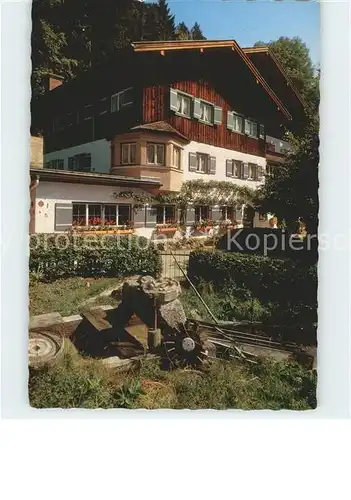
(29, 277), (121, 316)
(257, 120), (319, 234)
(29, 234), (162, 281)
(29, 344), (316, 410)
(31, 0), (206, 96)
(254, 36), (316, 102)
(118, 179), (255, 209)
(181, 281), (270, 323)
(187, 251), (317, 326)
(191, 22), (206, 41)
(115, 380), (145, 408)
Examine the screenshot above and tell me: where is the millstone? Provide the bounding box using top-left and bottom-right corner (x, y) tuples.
(28, 331), (64, 368)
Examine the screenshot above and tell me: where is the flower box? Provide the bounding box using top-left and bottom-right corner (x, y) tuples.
(72, 228), (134, 236)
(193, 226), (213, 232)
(156, 226), (178, 233)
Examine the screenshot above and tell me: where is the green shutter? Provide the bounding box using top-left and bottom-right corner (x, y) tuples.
(145, 206), (157, 228)
(244, 119), (251, 135)
(54, 203), (73, 231)
(227, 111), (234, 131)
(188, 152), (197, 172)
(193, 98), (201, 119)
(259, 124), (265, 139)
(226, 159), (233, 177)
(214, 106), (222, 125)
(170, 88), (178, 112)
(211, 206), (222, 222)
(133, 206), (145, 228)
(209, 156), (216, 175)
(242, 163), (249, 179)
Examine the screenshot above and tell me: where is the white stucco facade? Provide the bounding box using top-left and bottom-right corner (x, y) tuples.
(35, 181), (144, 234)
(181, 140), (266, 188)
(44, 139), (111, 173)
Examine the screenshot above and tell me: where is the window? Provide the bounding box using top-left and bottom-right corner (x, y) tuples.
(72, 204), (87, 226)
(172, 145), (181, 169)
(45, 159), (64, 170)
(72, 203), (131, 227)
(195, 206), (210, 222)
(248, 163), (258, 181)
(233, 114), (244, 133)
(222, 206), (235, 220)
(176, 93), (191, 117)
(68, 153), (92, 172)
(83, 105), (93, 120)
(111, 88), (133, 113)
(66, 112), (75, 127)
(156, 205), (176, 225)
(104, 204), (131, 226)
(226, 159), (242, 178)
(266, 164), (274, 176)
(121, 143), (137, 164)
(88, 204), (102, 226)
(99, 97), (108, 115)
(245, 119), (258, 138)
(233, 160), (242, 178)
(104, 205), (117, 226)
(147, 143), (165, 165)
(196, 153), (208, 173)
(199, 101), (213, 124)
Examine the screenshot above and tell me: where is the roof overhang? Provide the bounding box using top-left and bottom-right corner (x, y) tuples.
(30, 168), (162, 188)
(243, 46), (308, 116)
(132, 40), (292, 121)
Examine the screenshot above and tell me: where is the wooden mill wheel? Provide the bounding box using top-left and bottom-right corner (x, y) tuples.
(162, 322), (209, 369)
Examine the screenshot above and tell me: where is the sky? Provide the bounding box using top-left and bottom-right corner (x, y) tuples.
(146, 0), (320, 66)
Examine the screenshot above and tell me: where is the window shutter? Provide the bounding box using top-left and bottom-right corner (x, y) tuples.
(226, 159), (233, 177)
(186, 206), (195, 226)
(188, 152), (197, 172)
(259, 124), (265, 140)
(209, 156), (216, 175)
(133, 206), (146, 228)
(227, 111), (234, 131)
(211, 206), (222, 222)
(145, 206), (157, 228)
(55, 203), (73, 231)
(242, 162), (249, 179)
(170, 88), (178, 112)
(257, 165), (264, 181)
(244, 119), (251, 135)
(213, 106), (222, 125)
(193, 98), (201, 120)
(235, 209), (243, 223)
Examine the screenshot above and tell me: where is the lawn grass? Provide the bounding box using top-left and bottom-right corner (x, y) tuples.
(29, 340), (317, 410)
(29, 277), (122, 317)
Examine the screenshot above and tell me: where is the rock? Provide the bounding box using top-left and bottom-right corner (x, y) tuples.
(158, 298), (186, 332)
(101, 357), (133, 370)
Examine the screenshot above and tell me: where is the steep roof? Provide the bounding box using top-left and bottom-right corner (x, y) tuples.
(131, 121), (189, 141)
(132, 40), (292, 120)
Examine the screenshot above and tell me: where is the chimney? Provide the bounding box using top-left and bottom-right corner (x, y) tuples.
(46, 73), (64, 91)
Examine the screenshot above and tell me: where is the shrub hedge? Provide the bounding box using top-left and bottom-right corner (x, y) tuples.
(30, 234), (162, 281)
(187, 250), (317, 326)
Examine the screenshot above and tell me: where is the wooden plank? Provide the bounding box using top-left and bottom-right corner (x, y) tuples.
(81, 308), (112, 332)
